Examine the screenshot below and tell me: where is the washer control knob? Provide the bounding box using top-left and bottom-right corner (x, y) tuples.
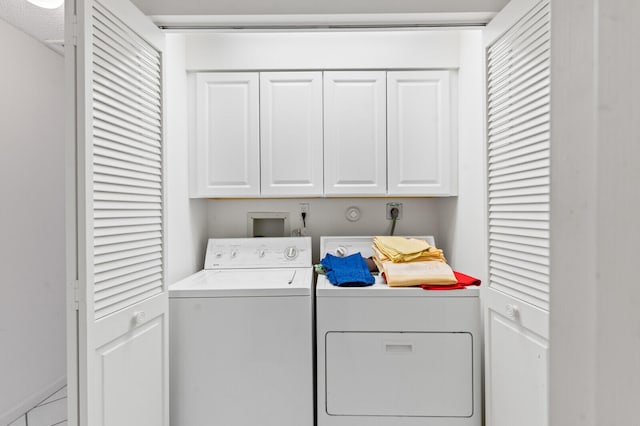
(215, 252), (223, 259)
(230, 250), (238, 259)
(285, 246), (298, 260)
(335, 246), (348, 257)
(258, 249), (266, 258)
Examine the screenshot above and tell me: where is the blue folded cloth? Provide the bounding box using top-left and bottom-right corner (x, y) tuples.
(320, 252), (375, 287)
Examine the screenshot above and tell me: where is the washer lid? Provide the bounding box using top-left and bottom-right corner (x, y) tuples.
(316, 274), (479, 298)
(170, 268), (312, 298)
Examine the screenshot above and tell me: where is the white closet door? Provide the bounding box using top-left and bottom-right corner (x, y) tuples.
(484, 1), (551, 425)
(387, 70), (456, 196)
(66, 0), (167, 424)
(260, 72), (323, 197)
(194, 72), (260, 197)
(324, 71), (387, 196)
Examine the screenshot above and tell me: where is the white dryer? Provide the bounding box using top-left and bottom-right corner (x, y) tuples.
(316, 236), (481, 426)
(169, 237), (314, 426)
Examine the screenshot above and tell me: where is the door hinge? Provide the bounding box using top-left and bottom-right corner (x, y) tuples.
(69, 15), (78, 46)
(71, 280), (80, 311)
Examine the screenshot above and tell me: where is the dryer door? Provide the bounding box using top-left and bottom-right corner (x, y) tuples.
(325, 331), (474, 417)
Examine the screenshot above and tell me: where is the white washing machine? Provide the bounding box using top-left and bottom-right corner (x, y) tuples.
(169, 237), (314, 426)
(316, 236), (481, 426)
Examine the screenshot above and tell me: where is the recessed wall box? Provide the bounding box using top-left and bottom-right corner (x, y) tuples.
(247, 212), (290, 237)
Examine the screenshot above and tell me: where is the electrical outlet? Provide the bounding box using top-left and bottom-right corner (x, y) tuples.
(299, 203), (310, 229)
(386, 202), (403, 220)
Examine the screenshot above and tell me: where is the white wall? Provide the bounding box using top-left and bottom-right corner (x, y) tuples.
(592, 1), (640, 422)
(207, 198), (443, 263)
(437, 30), (486, 281)
(549, 1), (597, 424)
(165, 34), (209, 284)
(550, 0), (640, 425)
(0, 18), (66, 424)
(185, 30), (460, 70)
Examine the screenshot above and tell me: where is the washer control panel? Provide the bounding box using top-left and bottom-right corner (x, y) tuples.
(204, 237), (311, 269)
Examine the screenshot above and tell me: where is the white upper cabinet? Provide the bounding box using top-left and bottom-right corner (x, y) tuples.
(191, 70), (456, 198)
(193, 72), (260, 197)
(387, 70), (457, 196)
(260, 72), (324, 197)
(324, 71), (387, 196)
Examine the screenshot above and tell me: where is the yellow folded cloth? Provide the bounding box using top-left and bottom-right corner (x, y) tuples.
(377, 260), (457, 287)
(373, 236), (446, 263)
(373, 245), (446, 263)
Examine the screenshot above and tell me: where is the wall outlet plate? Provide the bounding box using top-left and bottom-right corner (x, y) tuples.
(386, 202), (403, 220)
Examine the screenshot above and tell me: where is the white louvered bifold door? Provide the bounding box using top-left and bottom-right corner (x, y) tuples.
(487, 0), (551, 311)
(66, 0), (168, 425)
(483, 1), (550, 426)
(92, 1), (163, 320)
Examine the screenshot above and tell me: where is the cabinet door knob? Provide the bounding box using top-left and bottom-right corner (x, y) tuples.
(133, 311), (146, 325)
(505, 304), (519, 320)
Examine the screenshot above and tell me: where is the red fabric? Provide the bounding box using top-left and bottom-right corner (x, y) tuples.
(420, 271), (481, 291)
(452, 271), (481, 286)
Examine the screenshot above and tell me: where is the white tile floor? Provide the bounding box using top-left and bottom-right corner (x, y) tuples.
(7, 385), (67, 426)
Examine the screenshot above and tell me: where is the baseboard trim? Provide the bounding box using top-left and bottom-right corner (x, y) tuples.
(0, 376), (66, 426)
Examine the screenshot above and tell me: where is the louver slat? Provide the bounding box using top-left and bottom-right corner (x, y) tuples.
(489, 32), (550, 96)
(489, 79), (550, 123)
(488, 1), (549, 60)
(93, 237), (162, 255)
(93, 18), (160, 75)
(490, 233), (549, 249)
(93, 95), (161, 135)
(92, 5), (160, 64)
(93, 117), (161, 150)
(91, 2), (163, 320)
(93, 84), (160, 124)
(92, 52), (160, 104)
(490, 238), (549, 257)
(486, 1), (550, 311)
(94, 154), (161, 177)
(93, 68), (160, 115)
(93, 164), (161, 184)
(94, 243), (161, 265)
(94, 129), (161, 157)
(95, 276), (162, 305)
(93, 283), (163, 317)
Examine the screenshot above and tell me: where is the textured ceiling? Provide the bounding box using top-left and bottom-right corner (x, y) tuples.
(0, 0), (509, 56)
(0, 0), (64, 54)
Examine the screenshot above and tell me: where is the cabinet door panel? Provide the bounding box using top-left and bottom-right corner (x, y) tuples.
(387, 71), (456, 195)
(324, 71), (387, 195)
(194, 73), (259, 197)
(260, 72), (323, 197)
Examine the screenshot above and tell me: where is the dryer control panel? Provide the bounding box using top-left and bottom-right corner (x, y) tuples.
(204, 237), (312, 270)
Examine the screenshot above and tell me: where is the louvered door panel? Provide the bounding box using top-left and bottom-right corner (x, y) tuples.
(91, 1), (163, 320)
(69, 0), (167, 424)
(487, 0), (550, 311)
(483, 3), (551, 425)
